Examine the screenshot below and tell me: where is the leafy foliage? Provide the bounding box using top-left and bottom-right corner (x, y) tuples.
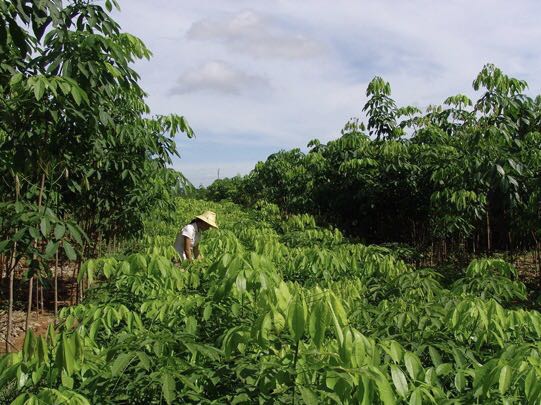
(2, 198), (540, 404)
(207, 65), (541, 256)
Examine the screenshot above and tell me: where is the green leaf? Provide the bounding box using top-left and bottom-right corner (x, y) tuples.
(71, 86), (82, 105)
(455, 370), (466, 392)
(499, 365), (512, 395)
(203, 304), (212, 321)
(61, 370), (74, 389)
(436, 363), (453, 376)
(62, 334), (75, 375)
(309, 299), (329, 347)
(161, 373), (176, 405)
(231, 393), (250, 405)
(111, 353), (133, 377)
(63, 241), (77, 261)
(287, 294), (307, 342)
(10, 73), (23, 86)
(34, 78), (45, 101)
(409, 389), (423, 405)
(390, 365), (408, 398)
(23, 330), (35, 361)
(136, 352), (151, 370)
(54, 223), (66, 240)
(44, 241), (58, 258)
(428, 346), (442, 367)
(299, 386), (319, 405)
(369, 366), (396, 405)
(40, 217), (50, 237)
(66, 223), (83, 245)
(404, 352), (421, 380)
(389, 341), (403, 363)
(11, 394), (29, 405)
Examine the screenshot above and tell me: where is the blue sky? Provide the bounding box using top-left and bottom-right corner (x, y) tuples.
(114, 0), (541, 186)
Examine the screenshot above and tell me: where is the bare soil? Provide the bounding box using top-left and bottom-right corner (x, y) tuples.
(0, 309), (56, 354)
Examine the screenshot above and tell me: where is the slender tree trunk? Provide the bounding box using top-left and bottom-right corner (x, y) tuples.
(25, 276), (33, 331)
(27, 174), (46, 331)
(0, 255), (4, 291)
(8, 177), (20, 348)
(54, 249), (59, 317)
(486, 210), (491, 254)
(40, 280), (44, 314)
(71, 252), (78, 305)
(5, 243), (16, 353)
(533, 232), (541, 284)
(35, 279), (39, 318)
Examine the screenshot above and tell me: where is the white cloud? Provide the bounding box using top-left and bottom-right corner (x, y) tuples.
(169, 60), (269, 95)
(186, 10), (324, 59)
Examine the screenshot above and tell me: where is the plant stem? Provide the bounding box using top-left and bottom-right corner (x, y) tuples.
(292, 340), (300, 405)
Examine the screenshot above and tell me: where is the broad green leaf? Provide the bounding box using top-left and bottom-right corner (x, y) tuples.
(63, 241), (77, 261)
(389, 341), (403, 363)
(309, 299), (329, 347)
(369, 366), (396, 405)
(436, 363), (453, 376)
(111, 353), (133, 376)
(404, 352), (421, 380)
(231, 393), (250, 405)
(61, 370), (73, 389)
(136, 352), (151, 370)
(300, 386), (319, 405)
(161, 373), (176, 405)
(390, 365), (408, 398)
(428, 346), (442, 367)
(29, 226), (40, 240)
(10, 73), (23, 86)
(409, 389), (423, 405)
(66, 222), (83, 245)
(54, 223), (66, 240)
(44, 241), (58, 258)
(499, 365), (512, 395)
(71, 86), (82, 105)
(287, 294), (307, 342)
(34, 78), (45, 100)
(455, 370), (466, 392)
(40, 217), (50, 237)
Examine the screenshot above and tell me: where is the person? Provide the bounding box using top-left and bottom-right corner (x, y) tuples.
(174, 211), (218, 261)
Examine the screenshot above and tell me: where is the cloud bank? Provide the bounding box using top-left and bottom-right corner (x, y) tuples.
(186, 10), (324, 59)
(170, 60), (268, 95)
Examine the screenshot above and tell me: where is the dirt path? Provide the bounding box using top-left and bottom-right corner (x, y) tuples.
(0, 310), (57, 354)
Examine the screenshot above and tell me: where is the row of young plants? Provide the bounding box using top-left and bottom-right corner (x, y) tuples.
(1, 198), (539, 404)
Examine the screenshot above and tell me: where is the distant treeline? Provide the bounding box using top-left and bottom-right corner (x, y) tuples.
(204, 65), (541, 256)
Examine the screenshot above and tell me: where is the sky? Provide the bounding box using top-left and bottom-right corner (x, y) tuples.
(113, 0), (541, 186)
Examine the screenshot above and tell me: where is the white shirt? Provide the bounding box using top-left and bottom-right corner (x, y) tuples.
(174, 222), (201, 260)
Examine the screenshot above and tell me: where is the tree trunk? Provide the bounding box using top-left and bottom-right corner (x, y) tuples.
(0, 255), (4, 291)
(5, 243), (16, 353)
(35, 278), (39, 319)
(40, 280), (44, 314)
(71, 253), (78, 305)
(54, 249), (59, 317)
(25, 276), (33, 331)
(27, 174), (46, 332)
(486, 210), (491, 254)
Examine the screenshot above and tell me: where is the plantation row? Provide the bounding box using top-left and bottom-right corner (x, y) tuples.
(1, 199), (540, 404)
(205, 66), (541, 259)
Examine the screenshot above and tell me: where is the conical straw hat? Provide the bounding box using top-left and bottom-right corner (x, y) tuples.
(196, 211), (218, 228)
